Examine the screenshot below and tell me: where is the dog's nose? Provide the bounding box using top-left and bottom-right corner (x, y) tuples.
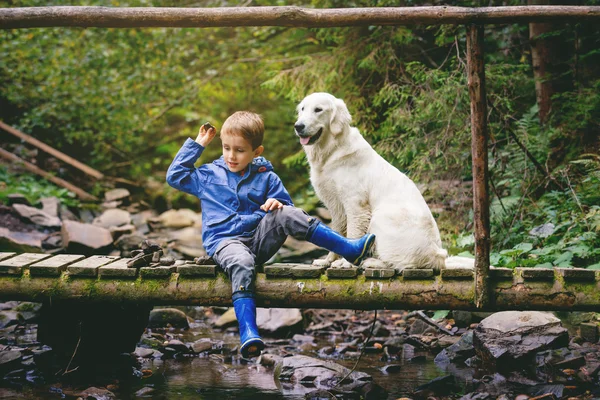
(294, 123), (305, 133)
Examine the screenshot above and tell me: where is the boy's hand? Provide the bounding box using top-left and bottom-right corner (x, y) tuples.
(195, 123), (217, 147)
(261, 198), (284, 212)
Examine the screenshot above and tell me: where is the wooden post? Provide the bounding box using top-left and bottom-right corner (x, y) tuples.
(466, 24), (491, 309)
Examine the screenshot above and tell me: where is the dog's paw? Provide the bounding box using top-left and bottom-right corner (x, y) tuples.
(312, 259), (331, 268)
(361, 257), (389, 269)
(331, 259), (354, 269)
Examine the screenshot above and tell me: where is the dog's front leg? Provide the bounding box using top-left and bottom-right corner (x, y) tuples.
(311, 206), (346, 268)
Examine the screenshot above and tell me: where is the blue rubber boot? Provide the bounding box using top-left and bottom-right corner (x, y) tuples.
(232, 291), (265, 358)
(306, 222), (376, 265)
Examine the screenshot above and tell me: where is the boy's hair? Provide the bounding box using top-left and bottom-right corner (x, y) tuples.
(221, 111), (264, 150)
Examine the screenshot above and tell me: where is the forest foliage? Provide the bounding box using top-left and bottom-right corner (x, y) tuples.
(1, 0), (599, 268)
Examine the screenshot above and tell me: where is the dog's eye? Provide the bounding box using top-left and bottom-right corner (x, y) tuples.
(315, 108), (322, 113)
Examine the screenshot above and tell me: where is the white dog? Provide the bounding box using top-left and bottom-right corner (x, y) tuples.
(294, 92), (450, 271)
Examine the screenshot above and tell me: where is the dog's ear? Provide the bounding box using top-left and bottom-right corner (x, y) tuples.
(330, 98), (352, 136)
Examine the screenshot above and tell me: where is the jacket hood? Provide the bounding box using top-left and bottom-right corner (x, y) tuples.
(213, 156), (274, 172)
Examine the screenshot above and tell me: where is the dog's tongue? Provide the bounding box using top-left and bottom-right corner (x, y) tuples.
(299, 136), (311, 145)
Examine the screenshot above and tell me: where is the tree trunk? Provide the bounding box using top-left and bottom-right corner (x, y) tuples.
(528, 0), (574, 125)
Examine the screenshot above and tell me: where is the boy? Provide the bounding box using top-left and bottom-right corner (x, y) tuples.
(166, 111), (375, 358)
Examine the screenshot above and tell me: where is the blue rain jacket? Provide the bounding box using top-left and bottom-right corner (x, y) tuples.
(166, 138), (294, 256)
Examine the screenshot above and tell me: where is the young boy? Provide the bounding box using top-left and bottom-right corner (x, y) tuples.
(166, 111), (375, 358)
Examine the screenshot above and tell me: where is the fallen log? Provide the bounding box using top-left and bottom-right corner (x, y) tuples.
(0, 148), (98, 201)
(0, 121), (104, 180)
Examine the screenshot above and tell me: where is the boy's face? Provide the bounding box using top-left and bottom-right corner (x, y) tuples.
(221, 133), (264, 173)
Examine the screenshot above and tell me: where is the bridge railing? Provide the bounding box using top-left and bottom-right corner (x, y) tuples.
(2, 6), (600, 309)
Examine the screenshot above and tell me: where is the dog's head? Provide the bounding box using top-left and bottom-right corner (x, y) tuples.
(294, 92), (351, 146)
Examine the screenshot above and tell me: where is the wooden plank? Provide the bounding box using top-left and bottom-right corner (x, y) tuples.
(265, 264), (294, 278)
(67, 255), (120, 277)
(177, 265), (216, 277)
(558, 268), (596, 282)
(0, 253), (16, 262)
(441, 268), (474, 280)
(0, 148), (97, 201)
(29, 254), (85, 276)
(98, 258), (137, 278)
(140, 266), (176, 278)
(467, 23), (491, 310)
(0, 121), (103, 179)
(0, 253), (52, 275)
(291, 265), (325, 279)
(1, 6), (600, 29)
(364, 268), (395, 279)
(326, 267), (358, 279)
(402, 269), (434, 280)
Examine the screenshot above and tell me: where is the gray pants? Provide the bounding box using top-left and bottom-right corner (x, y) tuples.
(212, 206), (315, 293)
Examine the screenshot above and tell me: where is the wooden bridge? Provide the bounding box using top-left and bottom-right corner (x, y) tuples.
(1, 252), (599, 312)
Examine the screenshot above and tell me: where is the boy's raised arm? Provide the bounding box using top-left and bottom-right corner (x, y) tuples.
(166, 124), (216, 196)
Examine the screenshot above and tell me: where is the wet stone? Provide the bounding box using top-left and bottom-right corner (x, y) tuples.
(558, 268), (595, 282)
(402, 269), (434, 280)
(265, 264), (294, 278)
(441, 268), (474, 280)
(364, 268), (395, 279)
(177, 264), (216, 277)
(326, 267), (358, 279)
(520, 268), (554, 281)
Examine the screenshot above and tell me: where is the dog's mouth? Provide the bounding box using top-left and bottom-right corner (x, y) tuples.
(298, 128), (323, 146)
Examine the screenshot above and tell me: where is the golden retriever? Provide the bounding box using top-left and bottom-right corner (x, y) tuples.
(294, 92), (453, 271)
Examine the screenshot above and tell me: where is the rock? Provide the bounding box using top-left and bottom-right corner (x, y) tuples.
(169, 227), (205, 257)
(452, 310), (473, 328)
(191, 338), (214, 354)
(0, 228), (44, 252)
(41, 232), (62, 250)
(293, 334), (316, 343)
(0, 351), (22, 372)
(0, 311), (24, 329)
(148, 308), (190, 329)
(214, 308), (237, 328)
(78, 386), (115, 400)
(104, 188), (131, 203)
(134, 387), (155, 397)
(7, 194), (29, 206)
(114, 233), (147, 253)
(133, 347), (155, 358)
(473, 311), (569, 372)
(156, 209), (200, 229)
(58, 204), (79, 221)
(579, 322), (598, 343)
(14, 302), (42, 322)
(131, 210), (157, 234)
(257, 308), (303, 334)
(413, 375), (460, 398)
(12, 204), (61, 228)
(92, 208), (131, 229)
(434, 331), (475, 365)
(274, 355), (371, 390)
(61, 220), (113, 254)
(39, 197), (60, 217)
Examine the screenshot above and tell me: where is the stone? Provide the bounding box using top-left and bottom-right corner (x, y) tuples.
(0, 228), (44, 252)
(39, 197), (60, 217)
(214, 308), (237, 328)
(452, 310), (473, 328)
(274, 355), (371, 390)
(133, 347), (155, 358)
(7, 193), (29, 206)
(473, 311), (568, 372)
(0, 350), (22, 370)
(104, 188), (130, 202)
(257, 308), (303, 334)
(114, 233), (147, 252)
(148, 308), (190, 329)
(434, 331), (475, 365)
(92, 208), (131, 229)
(156, 209), (200, 228)
(61, 220), (113, 254)
(579, 322), (598, 343)
(191, 339), (214, 354)
(12, 204), (61, 228)
(0, 311), (24, 329)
